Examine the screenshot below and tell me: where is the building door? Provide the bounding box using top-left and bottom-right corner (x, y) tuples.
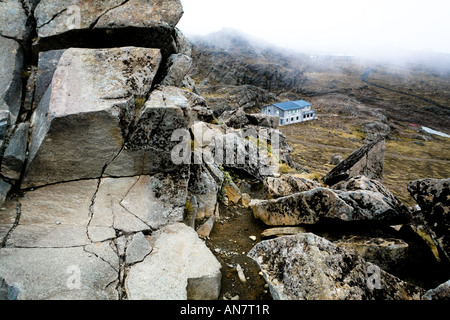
(280, 119), (283, 125)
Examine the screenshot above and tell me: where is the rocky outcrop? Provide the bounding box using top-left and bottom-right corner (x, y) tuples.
(335, 237), (409, 272)
(248, 233), (424, 300)
(361, 121), (392, 142)
(264, 174), (322, 198)
(323, 138), (385, 187)
(33, 0), (184, 56)
(408, 178), (450, 262)
(422, 279), (450, 300)
(0, 0), (31, 42)
(125, 223), (221, 300)
(0, 36), (24, 125)
(252, 187), (407, 226)
(334, 175), (411, 219)
(22, 47), (162, 188)
(0, 0), (228, 301)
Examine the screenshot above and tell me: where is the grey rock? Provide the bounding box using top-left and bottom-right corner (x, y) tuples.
(323, 138), (385, 187)
(125, 232), (152, 266)
(408, 178), (450, 262)
(174, 27), (193, 56)
(33, 50), (65, 109)
(0, 0), (30, 41)
(252, 187), (407, 226)
(189, 165), (221, 220)
(120, 171), (189, 230)
(160, 54), (193, 88)
(84, 241), (120, 272)
(196, 214), (215, 238)
(422, 279), (450, 300)
(335, 236), (409, 272)
(0, 36), (24, 124)
(35, 0), (183, 38)
(33, 0), (184, 56)
(246, 113), (280, 129)
(330, 154), (344, 165)
(22, 47), (162, 188)
(248, 233), (424, 300)
(91, 177), (150, 234)
(1, 122), (30, 181)
(261, 227), (307, 239)
(334, 175), (411, 219)
(104, 86), (200, 178)
(264, 174), (322, 198)
(5, 180), (97, 248)
(223, 179), (241, 204)
(0, 110), (11, 144)
(0, 179), (12, 207)
(0, 247), (118, 300)
(361, 121), (392, 142)
(125, 223), (221, 300)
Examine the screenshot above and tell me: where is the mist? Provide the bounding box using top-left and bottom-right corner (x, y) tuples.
(178, 0), (450, 62)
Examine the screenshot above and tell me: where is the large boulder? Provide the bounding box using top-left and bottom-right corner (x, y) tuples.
(0, 0), (31, 41)
(264, 174), (322, 198)
(0, 36), (24, 125)
(408, 178), (450, 262)
(323, 138), (385, 187)
(248, 233), (424, 300)
(0, 170), (191, 299)
(22, 47), (162, 188)
(125, 223), (222, 300)
(252, 187), (408, 226)
(335, 236), (409, 272)
(334, 175), (411, 218)
(188, 164), (222, 220)
(1, 123), (30, 181)
(33, 0), (184, 56)
(422, 279), (450, 300)
(103, 86), (202, 178)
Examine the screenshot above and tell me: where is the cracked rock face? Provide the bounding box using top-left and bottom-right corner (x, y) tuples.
(0, 171), (193, 299)
(0, 36), (24, 126)
(264, 174), (322, 199)
(408, 178), (450, 262)
(35, 0), (183, 38)
(33, 0), (184, 56)
(248, 233), (424, 300)
(0, 0), (31, 41)
(125, 223), (222, 300)
(22, 47), (162, 188)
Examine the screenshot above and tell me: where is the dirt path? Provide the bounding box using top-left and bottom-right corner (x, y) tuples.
(205, 202), (273, 300)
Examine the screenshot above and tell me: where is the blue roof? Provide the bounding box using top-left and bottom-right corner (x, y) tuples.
(268, 100), (311, 111)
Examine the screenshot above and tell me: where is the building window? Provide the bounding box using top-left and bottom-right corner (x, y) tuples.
(291, 118), (294, 121)
(276, 110), (279, 115)
(296, 117), (299, 120)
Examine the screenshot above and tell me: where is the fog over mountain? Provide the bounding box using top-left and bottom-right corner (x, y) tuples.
(178, 0), (450, 64)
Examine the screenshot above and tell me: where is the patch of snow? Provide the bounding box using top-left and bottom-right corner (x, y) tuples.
(421, 126), (450, 138)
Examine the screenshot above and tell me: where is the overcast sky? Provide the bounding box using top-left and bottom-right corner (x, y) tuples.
(177, 0), (450, 56)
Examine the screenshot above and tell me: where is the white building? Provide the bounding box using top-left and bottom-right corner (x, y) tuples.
(261, 100), (316, 126)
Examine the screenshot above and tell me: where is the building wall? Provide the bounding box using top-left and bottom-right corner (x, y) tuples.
(262, 105), (316, 126)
